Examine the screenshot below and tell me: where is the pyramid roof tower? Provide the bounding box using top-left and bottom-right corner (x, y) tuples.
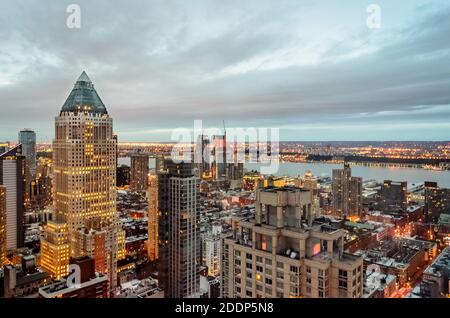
(60, 71), (108, 115)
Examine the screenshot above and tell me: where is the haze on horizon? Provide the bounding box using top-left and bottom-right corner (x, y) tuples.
(1, 0), (450, 142)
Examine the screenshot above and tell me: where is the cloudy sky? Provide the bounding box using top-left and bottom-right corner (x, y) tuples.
(0, 0), (449, 142)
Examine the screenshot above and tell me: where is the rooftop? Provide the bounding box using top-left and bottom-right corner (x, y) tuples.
(60, 71), (108, 115)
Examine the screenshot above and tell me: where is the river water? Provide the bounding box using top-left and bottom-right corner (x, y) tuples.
(118, 158), (450, 188)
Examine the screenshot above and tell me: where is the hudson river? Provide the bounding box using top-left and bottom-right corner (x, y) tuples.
(118, 158), (450, 188)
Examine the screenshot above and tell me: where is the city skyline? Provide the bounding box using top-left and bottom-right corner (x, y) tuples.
(1, 0), (450, 142)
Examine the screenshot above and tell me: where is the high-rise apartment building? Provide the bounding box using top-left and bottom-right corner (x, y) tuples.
(379, 180), (407, 212)
(332, 164), (362, 218)
(424, 182), (450, 222)
(203, 224), (222, 277)
(0, 144), (25, 250)
(40, 220), (70, 279)
(0, 185), (6, 266)
(158, 160), (201, 298)
(148, 174), (158, 261)
(52, 71), (123, 291)
(18, 129), (36, 202)
(221, 187), (364, 298)
(130, 153), (149, 190)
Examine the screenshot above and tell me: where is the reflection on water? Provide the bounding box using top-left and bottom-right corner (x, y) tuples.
(118, 158), (450, 188)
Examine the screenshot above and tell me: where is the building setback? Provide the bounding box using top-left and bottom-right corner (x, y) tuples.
(221, 186), (364, 298)
(51, 71), (124, 291)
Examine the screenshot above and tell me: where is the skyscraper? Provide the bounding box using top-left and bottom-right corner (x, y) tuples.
(53, 71), (123, 290)
(18, 129), (36, 202)
(0, 185), (6, 266)
(130, 153), (149, 190)
(148, 174), (159, 261)
(158, 160), (200, 298)
(0, 144), (25, 250)
(221, 186), (364, 298)
(195, 134), (211, 179)
(332, 164), (362, 218)
(348, 176), (363, 217)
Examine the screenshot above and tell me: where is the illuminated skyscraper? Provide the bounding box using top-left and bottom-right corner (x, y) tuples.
(130, 153), (149, 190)
(0, 185), (6, 266)
(332, 164), (362, 218)
(0, 144), (25, 250)
(148, 174), (159, 261)
(158, 160), (200, 298)
(53, 71), (123, 290)
(19, 129), (36, 202)
(40, 220), (70, 279)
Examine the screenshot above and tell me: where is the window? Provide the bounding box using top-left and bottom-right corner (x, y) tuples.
(256, 265), (263, 272)
(257, 284), (263, 291)
(246, 253), (253, 260)
(306, 266), (311, 273)
(277, 262), (283, 268)
(339, 280), (347, 289)
(256, 256), (263, 263)
(319, 291), (324, 298)
(339, 269), (347, 278)
(246, 262), (252, 269)
(277, 271), (284, 279)
(246, 290), (252, 297)
(265, 278), (272, 285)
(266, 258), (272, 265)
(290, 266), (298, 273)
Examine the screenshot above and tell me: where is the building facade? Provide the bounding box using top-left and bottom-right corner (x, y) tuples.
(130, 153), (149, 190)
(158, 160), (201, 298)
(0, 144), (25, 250)
(147, 174), (158, 261)
(0, 185), (6, 266)
(221, 187), (364, 298)
(52, 71), (123, 291)
(379, 180), (407, 212)
(424, 182), (450, 222)
(40, 220), (70, 279)
(18, 129), (36, 202)
(332, 164), (362, 218)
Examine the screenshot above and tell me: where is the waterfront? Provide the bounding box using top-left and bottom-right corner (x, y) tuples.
(118, 158), (450, 188)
